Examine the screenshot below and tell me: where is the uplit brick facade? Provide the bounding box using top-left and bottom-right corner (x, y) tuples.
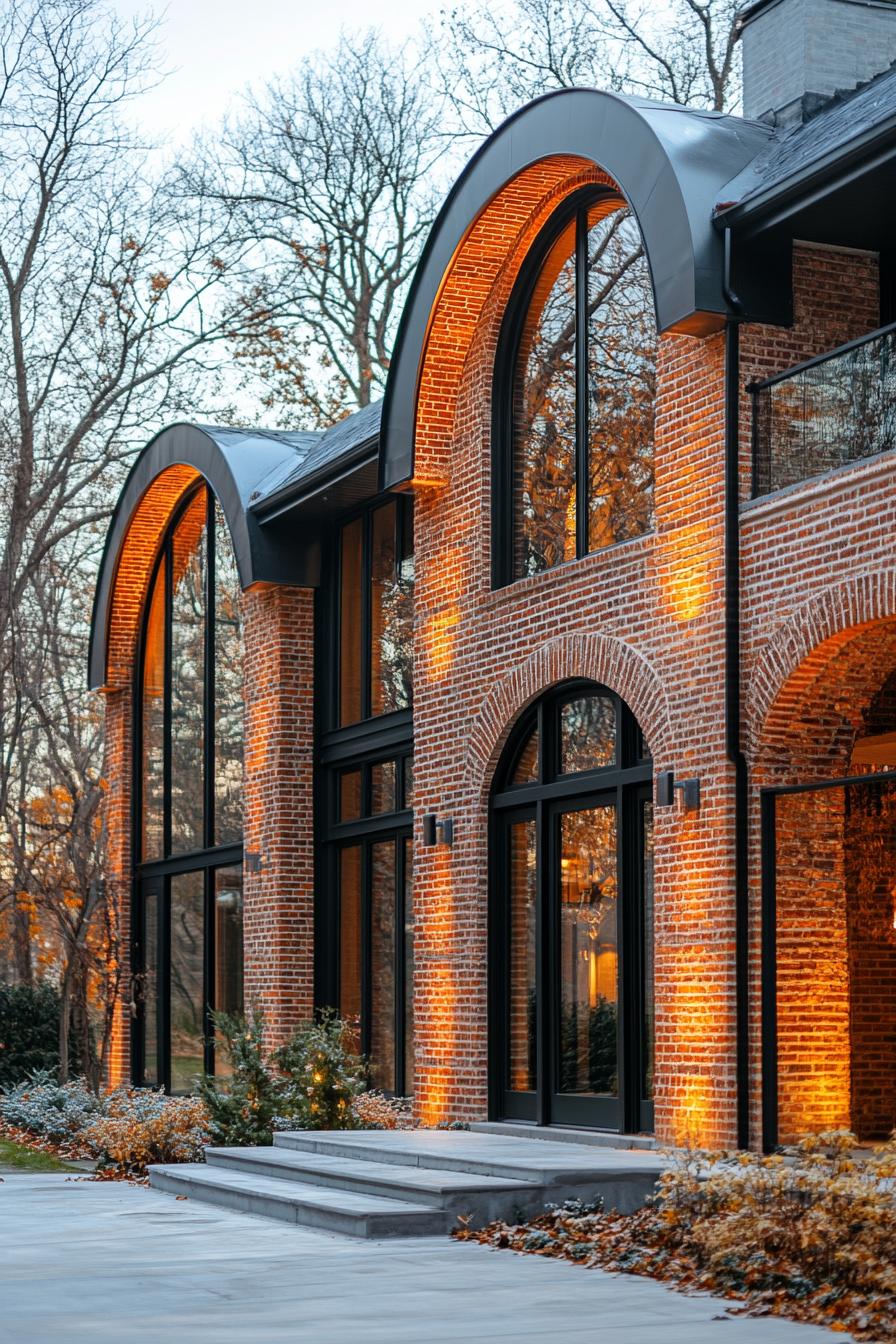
(241, 583), (316, 1048)
(95, 130), (896, 1147)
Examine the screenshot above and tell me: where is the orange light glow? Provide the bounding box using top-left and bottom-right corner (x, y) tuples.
(661, 520), (714, 623)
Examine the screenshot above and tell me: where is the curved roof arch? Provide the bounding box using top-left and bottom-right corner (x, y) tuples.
(380, 86), (772, 489)
(89, 421), (316, 691)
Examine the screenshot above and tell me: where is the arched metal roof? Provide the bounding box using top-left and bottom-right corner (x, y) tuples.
(380, 86), (773, 489)
(88, 421), (318, 691)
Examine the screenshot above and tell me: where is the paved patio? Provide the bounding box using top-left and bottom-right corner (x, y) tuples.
(0, 1173), (849, 1343)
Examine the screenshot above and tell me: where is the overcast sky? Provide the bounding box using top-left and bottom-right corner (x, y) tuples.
(111, 0), (439, 145)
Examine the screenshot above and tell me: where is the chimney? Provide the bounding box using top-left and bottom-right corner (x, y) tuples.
(739, 0), (896, 127)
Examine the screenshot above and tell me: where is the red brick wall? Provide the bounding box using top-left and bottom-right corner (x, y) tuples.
(240, 582), (316, 1049)
(406, 154), (740, 1146)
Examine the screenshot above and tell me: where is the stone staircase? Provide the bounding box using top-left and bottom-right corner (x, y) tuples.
(148, 1127), (666, 1239)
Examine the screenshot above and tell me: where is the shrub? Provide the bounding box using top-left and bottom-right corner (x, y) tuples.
(199, 1010), (282, 1148)
(0, 1070), (101, 1140)
(274, 1010), (366, 1130)
(0, 981), (70, 1088)
(83, 1088), (208, 1178)
(353, 1090), (415, 1130)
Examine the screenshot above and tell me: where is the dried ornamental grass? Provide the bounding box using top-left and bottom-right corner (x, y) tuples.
(83, 1088), (208, 1178)
(352, 1090), (416, 1130)
(454, 1132), (896, 1341)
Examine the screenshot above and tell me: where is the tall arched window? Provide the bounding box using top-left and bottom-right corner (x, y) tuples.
(135, 483), (244, 1092)
(494, 190), (657, 585)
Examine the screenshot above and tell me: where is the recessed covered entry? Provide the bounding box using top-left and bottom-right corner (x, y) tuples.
(490, 682), (654, 1133)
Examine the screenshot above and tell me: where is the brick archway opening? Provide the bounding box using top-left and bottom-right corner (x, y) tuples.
(754, 619), (896, 1143)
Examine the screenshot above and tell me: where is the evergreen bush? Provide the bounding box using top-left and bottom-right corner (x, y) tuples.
(274, 1009), (367, 1130)
(198, 1009), (282, 1147)
(0, 981), (68, 1088)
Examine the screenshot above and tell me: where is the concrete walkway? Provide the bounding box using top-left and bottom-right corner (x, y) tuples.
(0, 1173), (848, 1344)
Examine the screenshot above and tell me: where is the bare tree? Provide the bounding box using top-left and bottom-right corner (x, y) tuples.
(0, 0), (265, 1057)
(437, 0), (742, 141)
(190, 30), (447, 426)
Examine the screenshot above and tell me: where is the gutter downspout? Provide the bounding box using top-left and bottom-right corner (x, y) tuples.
(723, 228), (751, 1151)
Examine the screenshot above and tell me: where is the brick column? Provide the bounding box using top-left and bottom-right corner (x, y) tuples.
(241, 583), (316, 1050)
(102, 688), (132, 1087)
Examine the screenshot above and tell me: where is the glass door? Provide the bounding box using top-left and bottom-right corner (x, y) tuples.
(551, 796), (621, 1129)
(491, 683), (654, 1132)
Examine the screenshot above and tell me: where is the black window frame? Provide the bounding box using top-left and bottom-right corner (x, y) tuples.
(131, 481), (244, 1090)
(315, 492), (415, 1095)
(492, 186), (655, 588)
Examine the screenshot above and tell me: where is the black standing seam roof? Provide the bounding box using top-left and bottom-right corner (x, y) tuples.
(716, 61), (896, 222)
(249, 399), (383, 516)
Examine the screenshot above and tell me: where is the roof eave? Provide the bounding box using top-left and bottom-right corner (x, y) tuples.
(251, 435), (380, 522)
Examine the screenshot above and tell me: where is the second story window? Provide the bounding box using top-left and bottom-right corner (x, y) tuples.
(494, 191), (657, 585)
(338, 497), (413, 727)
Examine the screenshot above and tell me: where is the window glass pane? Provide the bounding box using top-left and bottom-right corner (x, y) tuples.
(141, 560), (166, 859)
(371, 760), (396, 815)
(641, 801), (655, 1103)
(142, 890), (159, 1087)
(339, 518), (363, 726)
(371, 501), (413, 715)
(339, 769), (362, 821)
(214, 502), (243, 846)
(403, 839), (414, 1096)
(170, 870), (205, 1093)
(402, 756), (414, 811)
(511, 728), (539, 786)
(513, 217), (577, 579)
(214, 865), (243, 1080)
(560, 694), (616, 773)
(586, 204), (656, 551)
(170, 493), (207, 853)
(370, 841), (396, 1092)
(559, 805), (618, 1096)
(507, 819), (537, 1092)
(339, 846), (362, 1052)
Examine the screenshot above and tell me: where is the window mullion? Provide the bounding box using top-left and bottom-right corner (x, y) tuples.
(575, 207), (589, 560)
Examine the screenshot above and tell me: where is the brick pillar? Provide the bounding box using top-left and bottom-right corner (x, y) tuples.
(652, 330), (739, 1150)
(102, 688), (132, 1087)
(241, 583), (316, 1050)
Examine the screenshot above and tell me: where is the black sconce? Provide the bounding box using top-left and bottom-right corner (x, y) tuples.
(656, 770), (700, 812)
(422, 814), (455, 846)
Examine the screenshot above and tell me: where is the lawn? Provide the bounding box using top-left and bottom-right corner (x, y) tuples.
(0, 1138), (72, 1172)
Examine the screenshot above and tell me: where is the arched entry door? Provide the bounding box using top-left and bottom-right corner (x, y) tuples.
(490, 682), (655, 1133)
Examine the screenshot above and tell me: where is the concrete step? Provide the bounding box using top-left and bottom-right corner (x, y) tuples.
(469, 1121), (657, 1151)
(148, 1163), (450, 1238)
(272, 1130), (665, 1212)
(204, 1145), (536, 1222)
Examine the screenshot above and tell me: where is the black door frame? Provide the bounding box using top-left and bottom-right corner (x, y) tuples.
(489, 681), (653, 1133)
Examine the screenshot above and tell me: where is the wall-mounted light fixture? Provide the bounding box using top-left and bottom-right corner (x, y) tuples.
(656, 770), (701, 812)
(422, 813), (455, 846)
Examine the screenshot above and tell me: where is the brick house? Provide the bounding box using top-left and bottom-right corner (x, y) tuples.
(89, 0), (896, 1151)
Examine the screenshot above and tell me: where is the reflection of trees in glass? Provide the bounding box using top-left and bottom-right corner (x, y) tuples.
(214, 503), (244, 845)
(586, 207), (656, 550)
(560, 695), (616, 773)
(513, 219), (577, 577)
(170, 495), (206, 854)
(371, 501), (414, 715)
(560, 999), (618, 1095)
(511, 202), (656, 579)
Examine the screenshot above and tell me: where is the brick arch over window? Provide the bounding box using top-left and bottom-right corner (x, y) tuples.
(745, 570), (896, 767)
(380, 86), (773, 489)
(91, 422), (309, 691)
(463, 632), (672, 803)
